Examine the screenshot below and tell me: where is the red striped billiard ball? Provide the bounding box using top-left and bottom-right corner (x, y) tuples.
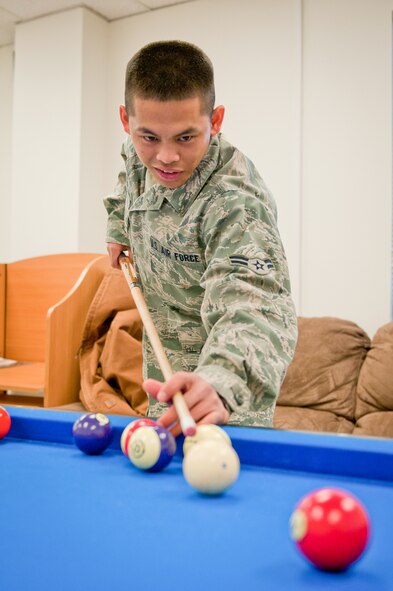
(120, 418), (158, 456)
(290, 487), (371, 571)
(0, 406), (11, 439)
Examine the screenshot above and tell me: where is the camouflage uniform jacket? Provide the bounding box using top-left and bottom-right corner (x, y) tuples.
(104, 133), (297, 426)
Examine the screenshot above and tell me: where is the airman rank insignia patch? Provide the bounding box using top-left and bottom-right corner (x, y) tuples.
(229, 255), (274, 276)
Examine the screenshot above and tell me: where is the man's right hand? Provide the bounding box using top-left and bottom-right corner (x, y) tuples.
(107, 242), (130, 269)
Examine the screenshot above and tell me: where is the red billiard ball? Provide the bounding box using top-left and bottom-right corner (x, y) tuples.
(72, 413), (113, 455)
(290, 487), (371, 571)
(120, 418), (158, 456)
(0, 406), (11, 439)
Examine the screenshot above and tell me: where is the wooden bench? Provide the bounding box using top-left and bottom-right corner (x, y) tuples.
(0, 253), (109, 408)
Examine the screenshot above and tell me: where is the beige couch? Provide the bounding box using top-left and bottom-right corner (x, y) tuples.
(274, 317), (393, 438)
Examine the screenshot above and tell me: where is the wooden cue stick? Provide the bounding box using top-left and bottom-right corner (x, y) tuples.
(119, 253), (197, 437)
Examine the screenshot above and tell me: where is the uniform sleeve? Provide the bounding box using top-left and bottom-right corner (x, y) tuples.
(103, 146), (130, 246)
(194, 190), (298, 427)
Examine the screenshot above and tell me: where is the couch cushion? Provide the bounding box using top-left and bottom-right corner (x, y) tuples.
(353, 411), (393, 438)
(273, 405), (355, 434)
(278, 317), (370, 421)
(356, 321), (393, 418)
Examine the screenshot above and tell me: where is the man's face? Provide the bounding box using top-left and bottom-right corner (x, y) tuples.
(120, 96), (224, 189)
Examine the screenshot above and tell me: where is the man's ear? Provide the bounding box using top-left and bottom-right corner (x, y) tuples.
(210, 105), (225, 137)
(119, 105), (130, 134)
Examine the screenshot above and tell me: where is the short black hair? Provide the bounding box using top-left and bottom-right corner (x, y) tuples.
(125, 40), (215, 115)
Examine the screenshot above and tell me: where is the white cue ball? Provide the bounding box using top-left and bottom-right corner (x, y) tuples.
(182, 439), (240, 495)
(183, 424), (232, 456)
(127, 426), (162, 470)
(127, 425), (176, 471)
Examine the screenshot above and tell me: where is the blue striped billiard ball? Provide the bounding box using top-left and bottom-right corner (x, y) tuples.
(72, 413), (113, 455)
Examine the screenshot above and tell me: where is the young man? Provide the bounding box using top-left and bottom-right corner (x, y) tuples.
(105, 41), (297, 435)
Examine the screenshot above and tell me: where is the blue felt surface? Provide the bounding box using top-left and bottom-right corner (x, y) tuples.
(1, 407), (393, 591)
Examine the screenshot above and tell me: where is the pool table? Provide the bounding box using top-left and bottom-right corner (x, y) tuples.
(1, 406), (392, 591)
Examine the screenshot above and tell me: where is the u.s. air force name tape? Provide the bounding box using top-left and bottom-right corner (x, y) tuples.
(229, 255), (274, 276)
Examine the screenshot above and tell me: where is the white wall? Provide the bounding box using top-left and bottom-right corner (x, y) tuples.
(78, 10), (109, 252)
(2, 0), (393, 337)
(11, 10), (81, 259)
(301, 0), (393, 336)
(0, 45), (13, 261)
(10, 7), (108, 261)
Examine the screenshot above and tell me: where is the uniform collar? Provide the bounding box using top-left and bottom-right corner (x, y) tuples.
(125, 135), (221, 214)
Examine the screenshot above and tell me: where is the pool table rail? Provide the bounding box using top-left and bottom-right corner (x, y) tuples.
(4, 406), (393, 485)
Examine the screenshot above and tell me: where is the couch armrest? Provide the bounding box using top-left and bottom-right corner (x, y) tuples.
(356, 321), (393, 419)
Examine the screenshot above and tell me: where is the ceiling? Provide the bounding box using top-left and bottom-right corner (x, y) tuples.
(0, 0), (197, 47)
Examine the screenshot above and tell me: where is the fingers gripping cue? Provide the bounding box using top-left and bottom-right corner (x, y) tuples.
(119, 254), (196, 437)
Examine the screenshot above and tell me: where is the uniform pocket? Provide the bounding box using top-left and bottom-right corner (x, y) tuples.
(167, 307), (207, 356)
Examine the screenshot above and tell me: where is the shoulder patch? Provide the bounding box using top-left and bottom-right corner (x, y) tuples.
(229, 255), (274, 276)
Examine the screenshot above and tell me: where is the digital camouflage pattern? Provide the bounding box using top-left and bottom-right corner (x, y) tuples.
(104, 134), (297, 426)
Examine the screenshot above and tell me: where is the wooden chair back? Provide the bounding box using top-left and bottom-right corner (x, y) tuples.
(0, 253), (110, 408)
(4, 254), (101, 362)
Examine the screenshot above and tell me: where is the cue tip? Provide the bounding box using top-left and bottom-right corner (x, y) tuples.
(182, 417), (197, 438)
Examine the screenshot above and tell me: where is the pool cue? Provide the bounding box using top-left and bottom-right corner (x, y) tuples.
(119, 253), (197, 437)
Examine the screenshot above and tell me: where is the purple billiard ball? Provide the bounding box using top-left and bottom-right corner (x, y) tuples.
(72, 413), (113, 455)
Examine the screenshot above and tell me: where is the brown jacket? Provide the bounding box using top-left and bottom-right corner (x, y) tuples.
(79, 268), (148, 416)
